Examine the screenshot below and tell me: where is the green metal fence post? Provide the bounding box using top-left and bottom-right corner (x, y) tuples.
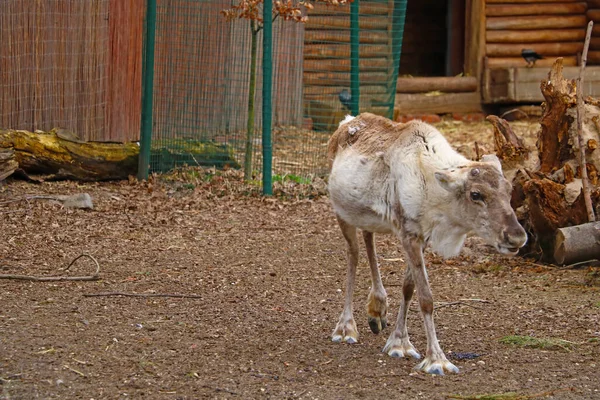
(262, 0), (273, 195)
(350, 0), (360, 116)
(138, 0), (157, 181)
(387, 0), (407, 119)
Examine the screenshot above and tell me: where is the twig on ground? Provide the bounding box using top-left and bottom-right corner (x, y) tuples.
(63, 365), (86, 377)
(436, 298), (491, 309)
(83, 292), (203, 299)
(0, 253), (100, 281)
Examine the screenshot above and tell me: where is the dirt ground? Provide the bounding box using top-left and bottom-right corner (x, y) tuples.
(1, 119), (600, 400)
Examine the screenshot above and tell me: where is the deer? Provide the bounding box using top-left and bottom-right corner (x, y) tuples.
(327, 113), (527, 375)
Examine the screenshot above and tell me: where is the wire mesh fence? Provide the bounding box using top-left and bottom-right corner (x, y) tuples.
(0, 0), (109, 141)
(146, 0), (407, 184)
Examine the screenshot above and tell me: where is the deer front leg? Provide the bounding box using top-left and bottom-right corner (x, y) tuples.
(332, 216), (359, 344)
(363, 231), (388, 334)
(403, 235), (458, 375)
(383, 265), (421, 360)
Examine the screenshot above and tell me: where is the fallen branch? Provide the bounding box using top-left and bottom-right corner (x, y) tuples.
(0, 254), (100, 281)
(83, 292), (203, 299)
(436, 298), (491, 309)
(577, 20), (596, 222)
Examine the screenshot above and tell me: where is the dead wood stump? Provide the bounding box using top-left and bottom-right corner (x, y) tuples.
(488, 58), (600, 262)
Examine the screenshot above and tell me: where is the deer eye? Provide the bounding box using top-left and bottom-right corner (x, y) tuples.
(470, 191), (483, 202)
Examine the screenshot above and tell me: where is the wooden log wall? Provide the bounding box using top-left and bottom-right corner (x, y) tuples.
(303, 0), (393, 116)
(485, 0), (588, 68)
(588, 0), (600, 64)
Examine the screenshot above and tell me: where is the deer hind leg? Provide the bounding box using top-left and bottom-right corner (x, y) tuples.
(363, 231), (388, 334)
(332, 215), (360, 344)
(382, 260), (421, 360)
(401, 235), (458, 375)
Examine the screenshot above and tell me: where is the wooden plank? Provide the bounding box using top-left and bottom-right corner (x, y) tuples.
(303, 57), (389, 72)
(303, 85), (387, 97)
(309, 2), (389, 16)
(394, 92), (482, 114)
(304, 30), (388, 44)
(487, 0), (579, 2)
(303, 71), (389, 86)
(486, 42), (583, 57)
(486, 55), (578, 67)
(483, 66), (600, 103)
(589, 51), (600, 63)
(465, 0), (486, 82)
(305, 16), (389, 30)
(588, 0), (600, 8)
(591, 37), (600, 51)
(486, 2), (587, 16)
(304, 44), (390, 58)
(588, 9), (600, 20)
(487, 28), (586, 43)
(396, 76), (478, 93)
(486, 15), (587, 30)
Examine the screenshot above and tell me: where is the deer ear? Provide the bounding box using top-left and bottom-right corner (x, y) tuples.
(481, 154), (503, 174)
(435, 170), (465, 192)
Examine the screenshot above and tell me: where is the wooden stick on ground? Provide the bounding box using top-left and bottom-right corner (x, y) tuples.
(0, 253), (100, 281)
(578, 20), (596, 223)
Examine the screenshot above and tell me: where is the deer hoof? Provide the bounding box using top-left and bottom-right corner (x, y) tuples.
(416, 358), (459, 375)
(368, 316), (387, 334)
(332, 319), (359, 344)
(382, 336), (421, 359)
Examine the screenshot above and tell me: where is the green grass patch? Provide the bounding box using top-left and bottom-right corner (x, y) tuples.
(273, 174), (312, 185)
(593, 301), (600, 308)
(500, 335), (576, 351)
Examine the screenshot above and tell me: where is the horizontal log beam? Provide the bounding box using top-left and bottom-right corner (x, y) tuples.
(303, 85), (387, 97)
(485, 56), (578, 68)
(487, 42), (583, 57)
(487, 15), (587, 30)
(304, 30), (388, 44)
(306, 16), (389, 30)
(487, 29), (586, 43)
(309, 2), (389, 15)
(588, 0), (600, 8)
(588, 9), (600, 20)
(304, 57), (390, 72)
(304, 44), (390, 59)
(394, 92), (482, 114)
(304, 71), (389, 86)
(396, 76), (478, 93)
(487, 0), (580, 3)
(588, 51), (600, 63)
(486, 2), (587, 16)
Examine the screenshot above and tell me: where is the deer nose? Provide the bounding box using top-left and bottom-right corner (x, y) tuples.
(503, 227), (527, 248)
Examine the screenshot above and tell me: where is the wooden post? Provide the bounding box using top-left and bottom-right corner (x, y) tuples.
(465, 0), (485, 86)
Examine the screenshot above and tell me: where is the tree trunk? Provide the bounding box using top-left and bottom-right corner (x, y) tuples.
(554, 221), (600, 264)
(0, 148), (18, 181)
(244, 22), (258, 181)
(0, 129), (139, 181)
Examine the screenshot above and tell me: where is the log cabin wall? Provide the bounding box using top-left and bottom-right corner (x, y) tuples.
(302, 0), (397, 130)
(588, 0), (600, 64)
(485, 0), (588, 68)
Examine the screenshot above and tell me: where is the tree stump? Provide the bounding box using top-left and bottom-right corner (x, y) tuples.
(489, 58), (600, 262)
